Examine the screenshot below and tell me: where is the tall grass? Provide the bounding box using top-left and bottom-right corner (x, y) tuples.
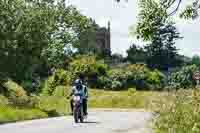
(150, 89), (200, 133)
(0, 94), (70, 124)
(88, 89), (161, 109)
(0, 106), (48, 124)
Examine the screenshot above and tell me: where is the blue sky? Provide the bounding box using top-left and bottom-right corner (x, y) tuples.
(67, 0), (200, 57)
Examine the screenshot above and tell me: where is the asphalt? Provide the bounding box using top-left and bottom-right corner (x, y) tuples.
(0, 109), (154, 133)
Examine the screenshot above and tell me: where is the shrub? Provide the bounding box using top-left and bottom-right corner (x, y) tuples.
(69, 55), (108, 85)
(41, 69), (71, 96)
(170, 65), (199, 88)
(97, 64), (165, 90)
(106, 68), (132, 90)
(146, 69), (165, 90)
(111, 80), (123, 90)
(2, 80), (27, 97)
(128, 87), (137, 95)
(96, 76), (112, 89)
(1, 80), (31, 107)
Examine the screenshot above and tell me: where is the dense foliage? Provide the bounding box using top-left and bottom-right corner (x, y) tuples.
(169, 65), (199, 88)
(135, 0), (181, 70)
(69, 55), (108, 85)
(0, 0), (99, 85)
(41, 69), (71, 96)
(97, 64), (165, 90)
(126, 44), (147, 64)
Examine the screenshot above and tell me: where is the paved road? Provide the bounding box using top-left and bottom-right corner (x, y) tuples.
(0, 109), (154, 133)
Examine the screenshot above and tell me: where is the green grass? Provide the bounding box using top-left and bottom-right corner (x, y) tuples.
(0, 106), (48, 124)
(0, 95), (69, 124)
(88, 89), (162, 109)
(36, 96), (70, 116)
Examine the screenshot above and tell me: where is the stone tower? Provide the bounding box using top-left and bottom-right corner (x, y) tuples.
(95, 21), (111, 56)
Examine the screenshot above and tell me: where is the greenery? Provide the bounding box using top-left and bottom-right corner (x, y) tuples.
(150, 89), (200, 133)
(35, 96), (70, 117)
(0, 106), (48, 124)
(0, 0), (200, 130)
(170, 65), (199, 88)
(0, 0), (99, 85)
(191, 55), (200, 66)
(97, 64), (165, 90)
(41, 69), (71, 96)
(135, 0), (181, 70)
(117, 0), (200, 20)
(126, 44), (147, 64)
(88, 89), (160, 109)
(69, 55), (108, 86)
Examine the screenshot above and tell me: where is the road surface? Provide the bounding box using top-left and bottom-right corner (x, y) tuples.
(0, 109), (154, 133)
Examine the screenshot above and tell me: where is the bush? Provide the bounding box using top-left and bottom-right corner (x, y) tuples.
(1, 80), (31, 107)
(96, 64), (165, 90)
(105, 68), (132, 90)
(41, 69), (71, 96)
(128, 87), (137, 95)
(146, 69), (165, 90)
(96, 76), (112, 89)
(170, 65), (199, 88)
(2, 80), (27, 97)
(69, 55), (108, 85)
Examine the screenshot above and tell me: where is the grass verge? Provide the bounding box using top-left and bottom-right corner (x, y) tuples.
(88, 89), (162, 109)
(0, 106), (48, 124)
(150, 89), (200, 133)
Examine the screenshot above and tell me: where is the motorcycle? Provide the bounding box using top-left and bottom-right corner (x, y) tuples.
(73, 94), (84, 123)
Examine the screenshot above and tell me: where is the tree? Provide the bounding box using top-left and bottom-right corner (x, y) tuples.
(126, 44), (147, 64)
(135, 0), (181, 70)
(0, 0), (56, 82)
(0, 0), (99, 84)
(116, 0), (200, 19)
(41, 6), (98, 68)
(191, 55), (200, 66)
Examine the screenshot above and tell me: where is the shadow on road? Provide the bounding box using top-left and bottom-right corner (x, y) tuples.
(82, 121), (100, 124)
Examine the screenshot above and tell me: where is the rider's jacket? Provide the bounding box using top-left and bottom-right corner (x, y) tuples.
(71, 85), (88, 99)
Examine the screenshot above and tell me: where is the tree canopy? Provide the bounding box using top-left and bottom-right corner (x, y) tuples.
(116, 0), (200, 19)
(134, 0), (182, 70)
(0, 0), (99, 83)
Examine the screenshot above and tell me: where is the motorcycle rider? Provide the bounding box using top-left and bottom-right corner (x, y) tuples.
(82, 80), (88, 115)
(70, 78), (88, 116)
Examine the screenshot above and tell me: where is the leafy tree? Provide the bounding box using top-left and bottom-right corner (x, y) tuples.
(191, 55), (200, 66)
(135, 0), (181, 70)
(0, 0), (56, 82)
(116, 0), (200, 19)
(0, 0), (99, 84)
(42, 6), (99, 68)
(126, 44), (147, 64)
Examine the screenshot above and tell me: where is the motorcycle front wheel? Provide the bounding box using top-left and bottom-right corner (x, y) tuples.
(74, 108), (79, 123)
